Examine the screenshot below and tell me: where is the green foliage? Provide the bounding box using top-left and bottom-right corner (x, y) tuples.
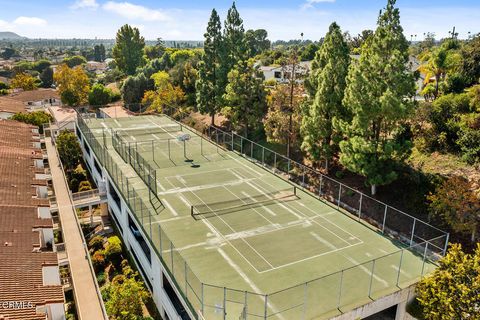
(89, 235), (105, 251)
(263, 84), (305, 148)
(97, 271), (106, 286)
(142, 71), (185, 112)
(223, 59), (267, 137)
(32, 60), (51, 73)
(88, 83), (112, 107)
(11, 72), (38, 91)
(223, 2), (247, 67)
(78, 180), (92, 192)
(11, 111), (52, 133)
(245, 29), (270, 57)
(0, 82), (9, 90)
(105, 236), (123, 266)
(460, 34), (480, 86)
(40, 67), (54, 88)
(104, 273), (149, 320)
(428, 176), (480, 242)
(457, 123), (480, 164)
(121, 73), (149, 108)
(338, 0), (416, 194)
(94, 44), (106, 62)
(63, 55), (87, 68)
(144, 38), (166, 60)
(56, 130), (82, 170)
(301, 22), (350, 170)
(54, 64), (90, 106)
(196, 9), (224, 124)
(416, 244), (480, 319)
(92, 250), (106, 271)
(113, 24), (145, 75)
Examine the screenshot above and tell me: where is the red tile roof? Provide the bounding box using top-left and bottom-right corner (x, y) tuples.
(0, 119), (64, 319)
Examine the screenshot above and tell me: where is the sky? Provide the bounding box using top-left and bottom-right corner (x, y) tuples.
(0, 0), (479, 41)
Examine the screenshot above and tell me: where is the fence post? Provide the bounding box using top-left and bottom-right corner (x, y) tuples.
(302, 167), (305, 187)
(264, 295), (268, 320)
(159, 225), (162, 254)
(382, 205), (388, 234)
(358, 193), (363, 221)
(152, 140), (155, 162)
(231, 133), (234, 151)
(200, 137), (203, 155)
(442, 233), (450, 256)
(201, 283), (204, 315)
(396, 250), (404, 287)
(223, 287), (227, 320)
(410, 219), (417, 247)
(273, 153), (277, 172)
(421, 242), (429, 277)
(368, 260), (376, 299)
(240, 137), (243, 154)
(337, 270), (344, 310)
(318, 175), (323, 197)
(262, 147), (265, 166)
(337, 184), (342, 209)
(303, 282), (308, 320)
(185, 261), (188, 297)
(244, 291), (248, 320)
(170, 242), (174, 273)
(287, 159), (291, 180)
(149, 208), (152, 237)
(168, 139), (171, 160)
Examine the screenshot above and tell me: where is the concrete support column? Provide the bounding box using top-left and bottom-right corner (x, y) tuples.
(395, 300), (407, 320)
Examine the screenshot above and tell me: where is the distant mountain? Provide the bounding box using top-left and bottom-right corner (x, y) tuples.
(0, 32), (24, 40)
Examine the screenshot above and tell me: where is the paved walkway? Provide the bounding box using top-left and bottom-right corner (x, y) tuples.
(46, 137), (107, 320)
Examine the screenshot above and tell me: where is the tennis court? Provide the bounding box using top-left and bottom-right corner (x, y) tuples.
(81, 115), (439, 320)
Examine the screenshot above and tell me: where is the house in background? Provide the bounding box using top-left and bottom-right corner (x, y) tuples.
(260, 61), (311, 83)
(0, 89), (61, 119)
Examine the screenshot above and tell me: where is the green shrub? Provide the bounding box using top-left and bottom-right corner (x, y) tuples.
(97, 271), (106, 286)
(457, 127), (480, 164)
(92, 250), (106, 271)
(335, 170), (345, 179)
(105, 236), (122, 265)
(78, 180), (92, 192)
(89, 235), (104, 251)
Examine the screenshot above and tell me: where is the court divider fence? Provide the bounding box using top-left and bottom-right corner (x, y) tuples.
(77, 113), (449, 320)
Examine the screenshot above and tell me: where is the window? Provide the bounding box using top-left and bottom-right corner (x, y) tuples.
(128, 215), (151, 264)
(84, 143), (91, 156)
(274, 71), (281, 79)
(163, 274), (191, 320)
(108, 180), (121, 211)
(94, 158), (102, 176)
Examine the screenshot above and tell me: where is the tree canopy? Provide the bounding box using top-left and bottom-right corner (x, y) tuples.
(54, 64), (90, 106)
(338, 0), (416, 194)
(113, 24), (145, 75)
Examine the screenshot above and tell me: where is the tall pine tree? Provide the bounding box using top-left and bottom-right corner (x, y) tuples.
(196, 9), (223, 125)
(339, 0), (415, 195)
(221, 2), (246, 87)
(301, 22), (350, 172)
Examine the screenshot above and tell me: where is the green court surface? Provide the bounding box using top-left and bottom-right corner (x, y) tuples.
(82, 115), (437, 320)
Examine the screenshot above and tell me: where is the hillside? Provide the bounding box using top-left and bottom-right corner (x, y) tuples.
(0, 32), (24, 40)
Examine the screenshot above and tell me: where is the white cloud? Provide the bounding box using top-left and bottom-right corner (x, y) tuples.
(302, 0), (336, 9)
(13, 17), (47, 26)
(103, 1), (170, 21)
(0, 20), (13, 30)
(71, 0), (99, 10)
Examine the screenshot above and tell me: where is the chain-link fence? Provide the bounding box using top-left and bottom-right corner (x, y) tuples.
(77, 113), (448, 320)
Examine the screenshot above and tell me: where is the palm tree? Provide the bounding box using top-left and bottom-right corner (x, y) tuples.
(419, 47), (448, 98)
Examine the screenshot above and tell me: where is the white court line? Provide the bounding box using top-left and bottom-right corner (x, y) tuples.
(230, 166), (362, 246)
(173, 176), (275, 272)
(178, 195), (191, 208)
(344, 256), (388, 287)
(241, 191), (277, 217)
(391, 264), (411, 277)
(164, 167), (244, 180)
(310, 232), (337, 250)
(162, 198), (178, 217)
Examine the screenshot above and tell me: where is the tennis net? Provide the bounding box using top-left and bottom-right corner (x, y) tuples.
(190, 186), (297, 219)
(115, 124), (182, 137)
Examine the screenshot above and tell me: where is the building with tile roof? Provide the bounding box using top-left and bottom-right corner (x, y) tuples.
(0, 119), (65, 320)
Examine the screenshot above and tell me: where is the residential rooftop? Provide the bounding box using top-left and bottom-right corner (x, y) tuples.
(0, 119), (64, 320)
(78, 114), (444, 320)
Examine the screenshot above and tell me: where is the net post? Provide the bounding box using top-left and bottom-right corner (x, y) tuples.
(294, 186), (297, 197)
(396, 249), (404, 287)
(368, 259), (376, 299)
(190, 205), (194, 218)
(410, 219), (416, 247)
(382, 205), (388, 234)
